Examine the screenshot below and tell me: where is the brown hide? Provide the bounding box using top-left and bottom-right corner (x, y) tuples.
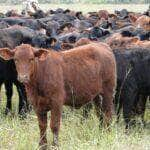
(135, 15), (150, 31)
(106, 33), (150, 50)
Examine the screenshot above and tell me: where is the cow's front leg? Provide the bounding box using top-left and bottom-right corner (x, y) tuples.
(50, 103), (62, 147)
(36, 110), (47, 149)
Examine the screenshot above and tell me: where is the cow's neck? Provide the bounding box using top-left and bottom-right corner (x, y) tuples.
(24, 58), (43, 103)
(28, 58), (47, 97)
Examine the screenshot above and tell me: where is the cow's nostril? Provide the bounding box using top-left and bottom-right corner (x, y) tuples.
(18, 75), (29, 83)
(23, 75), (28, 79)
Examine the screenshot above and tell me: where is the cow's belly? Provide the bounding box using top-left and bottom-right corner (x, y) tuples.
(64, 95), (96, 107)
(64, 84), (101, 107)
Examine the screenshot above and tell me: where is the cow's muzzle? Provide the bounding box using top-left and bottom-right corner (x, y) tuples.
(18, 75), (30, 83)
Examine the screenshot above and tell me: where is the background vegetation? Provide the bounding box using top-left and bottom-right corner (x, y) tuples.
(0, 0), (149, 4)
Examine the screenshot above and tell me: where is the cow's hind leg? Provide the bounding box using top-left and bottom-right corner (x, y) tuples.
(82, 102), (93, 119)
(122, 88), (138, 130)
(101, 81), (115, 128)
(4, 81), (13, 115)
(116, 98), (122, 123)
(94, 95), (103, 127)
(135, 95), (147, 126)
(0, 81), (3, 102)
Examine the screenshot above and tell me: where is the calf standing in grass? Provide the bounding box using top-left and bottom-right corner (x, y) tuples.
(0, 43), (116, 148)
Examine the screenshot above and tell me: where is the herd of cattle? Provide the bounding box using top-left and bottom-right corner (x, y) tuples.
(0, 6), (149, 148)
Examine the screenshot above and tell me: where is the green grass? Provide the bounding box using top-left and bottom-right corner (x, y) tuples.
(0, 85), (150, 150)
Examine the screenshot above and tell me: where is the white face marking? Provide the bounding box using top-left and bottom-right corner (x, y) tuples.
(38, 28), (46, 35)
(137, 24), (141, 28)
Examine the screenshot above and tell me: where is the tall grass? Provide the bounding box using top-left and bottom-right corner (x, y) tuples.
(0, 86), (149, 150)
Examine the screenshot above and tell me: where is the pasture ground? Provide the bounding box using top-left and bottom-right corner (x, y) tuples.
(0, 4), (150, 150)
(0, 86), (150, 150)
(0, 4), (149, 13)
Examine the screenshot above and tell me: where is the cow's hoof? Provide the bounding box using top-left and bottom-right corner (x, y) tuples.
(5, 108), (11, 116)
(39, 144), (47, 150)
(51, 145), (59, 150)
(18, 111), (27, 119)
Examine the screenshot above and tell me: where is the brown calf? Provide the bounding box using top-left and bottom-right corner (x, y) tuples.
(74, 38), (91, 47)
(106, 33), (150, 50)
(98, 10), (109, 20)
(130, 15), (150, 31)
(0, 43), (116, 148)
(135, 15), (150, 31)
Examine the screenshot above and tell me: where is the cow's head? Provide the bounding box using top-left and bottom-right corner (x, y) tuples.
(106, 33), (139, 49)
(32, 34), (59, 50)
(135, 16), (150, 31)
(0, 44), (49, 84)
(130, 15), (150, 31)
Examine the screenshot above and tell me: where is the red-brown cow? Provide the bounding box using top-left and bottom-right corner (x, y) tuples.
(130, 15), (150, 31)
(0, 43), (116, 149)
(106, 33), (150, 50)
(135, 15), (150, 31)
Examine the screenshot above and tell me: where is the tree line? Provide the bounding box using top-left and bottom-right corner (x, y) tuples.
(0, 0), (149, 4)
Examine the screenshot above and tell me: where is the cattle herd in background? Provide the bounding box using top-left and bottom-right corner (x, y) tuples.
(0, 6), (149, 148)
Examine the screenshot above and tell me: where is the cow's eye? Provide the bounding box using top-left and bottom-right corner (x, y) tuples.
(14, 59), (18, 64)
(114, 42), (118, 46)
(146, 22), (150, 25)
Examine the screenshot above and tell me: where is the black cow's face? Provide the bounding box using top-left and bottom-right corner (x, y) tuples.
(99, 20), (109, 29)
(32, 35), (47, 48)
(32, 34), (61, 50)
(90, 27), (103, 39)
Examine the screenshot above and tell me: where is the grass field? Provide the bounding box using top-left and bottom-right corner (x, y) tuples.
(0, 3), (150, 150)
(0, 4), (149, 13)
(0, 86), (150, 150)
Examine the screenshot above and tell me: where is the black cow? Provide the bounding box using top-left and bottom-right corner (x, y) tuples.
(0, 25), (60, 116)
(121, 29), (150, 41)
(0, 18), (42, 30)
(89, 27), (110, 40)
(32, 34), (61, 50)
(115, 9), (129, 19)
(114, 48), (150, 128)
(0, 57), (28, 116)
(119, 49), (150, 129)
(0, 26), (34, 116)
(0, 21), (9, 29)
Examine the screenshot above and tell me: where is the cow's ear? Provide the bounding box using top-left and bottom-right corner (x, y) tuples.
(46, 37), (57, 47)
(129, 14), (138, 23)
(130, 37), (139, 43)
(34, 49), (49, 60)
(0, 48), (14, 60)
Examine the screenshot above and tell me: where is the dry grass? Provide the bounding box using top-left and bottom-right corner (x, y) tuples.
(0, 4), (149, 13)
(0, 85), (150, 150)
